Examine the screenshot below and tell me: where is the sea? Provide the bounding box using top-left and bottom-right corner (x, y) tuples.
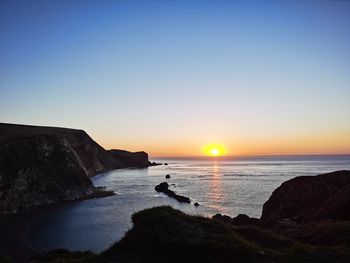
(27, 155), (350, 252)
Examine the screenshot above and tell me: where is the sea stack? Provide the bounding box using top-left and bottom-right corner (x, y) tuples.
(155, 182), (190, 203)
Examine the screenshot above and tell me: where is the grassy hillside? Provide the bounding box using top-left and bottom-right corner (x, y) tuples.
(35, 206), (350, 263)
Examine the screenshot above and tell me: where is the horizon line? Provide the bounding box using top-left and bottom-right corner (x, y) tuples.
(151, 153), (350, 159)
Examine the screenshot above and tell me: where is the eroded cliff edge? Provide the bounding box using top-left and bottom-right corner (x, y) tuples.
(0, 123), (155, 214)
(261, 170), (350, 224)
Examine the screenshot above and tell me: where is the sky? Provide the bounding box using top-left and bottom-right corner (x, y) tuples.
(1, 0), (350, 157)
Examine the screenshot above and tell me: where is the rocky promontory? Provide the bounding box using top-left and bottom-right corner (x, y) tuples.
(261, 170), (350, 224)
(0, 123), (156, 214)
(213, 170), (350, 227)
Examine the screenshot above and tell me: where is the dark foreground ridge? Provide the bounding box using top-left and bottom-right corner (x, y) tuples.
(155, 182), (191, 203)
(31, 170), (350, 263)
(0, 123), (158, 214)
(261, 170), (350, 224)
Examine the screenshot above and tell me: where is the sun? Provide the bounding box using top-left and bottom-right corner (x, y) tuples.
(202, 143), (227, 156)
(210, 148), (219, 155)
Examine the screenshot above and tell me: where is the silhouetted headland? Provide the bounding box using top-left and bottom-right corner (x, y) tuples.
(0, 123), (159, 214)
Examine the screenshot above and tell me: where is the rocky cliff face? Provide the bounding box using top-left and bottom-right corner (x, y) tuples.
(107, 150), (151, 168)
(0, 123), (153, 214)
(261, 170), (350, 224)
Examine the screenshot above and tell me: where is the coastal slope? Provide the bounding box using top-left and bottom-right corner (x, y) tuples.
(36, 170), (350, 263)
(0, 123), (154, 214)
(261, 170), (350, 223)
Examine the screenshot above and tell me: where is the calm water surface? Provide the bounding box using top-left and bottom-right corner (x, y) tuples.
(28, 155), (350, 252)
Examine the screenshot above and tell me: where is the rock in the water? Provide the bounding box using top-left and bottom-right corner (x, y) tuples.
(85, 189), (116, 199)
(149, 161), (161, 167)
(155, 182), (190, 203)
(155, 182), (169, 192)
(261, 170), (350, 224)
(194, 202), (199, 207)
(165, 174), (171, 179)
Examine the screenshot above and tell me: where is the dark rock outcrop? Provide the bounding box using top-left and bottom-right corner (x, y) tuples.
(261, 170), (350, 224)
(165, 174), (170, 179)
(231, 214), (260, 226)
(213, 213), (260, 226)
(155, 182), (190, 203)
(0, 123), (154, 214)
(107, 149), (153, 168)
(212, 213), (233, 224)
(0, 134), (96, 214)
(149, 161), (161, 166)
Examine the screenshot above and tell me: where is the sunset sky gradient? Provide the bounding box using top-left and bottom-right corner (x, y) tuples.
(1, 0), (350, 157)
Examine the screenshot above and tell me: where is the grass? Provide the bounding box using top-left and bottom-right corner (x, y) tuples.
(36, 206), (350, 263)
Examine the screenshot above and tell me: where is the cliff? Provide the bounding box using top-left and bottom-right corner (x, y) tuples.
(261, 170), (350, 224)
(0, 123), (154, 214)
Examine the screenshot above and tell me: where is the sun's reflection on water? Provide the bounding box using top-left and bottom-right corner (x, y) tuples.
(207, 160), (224, 211)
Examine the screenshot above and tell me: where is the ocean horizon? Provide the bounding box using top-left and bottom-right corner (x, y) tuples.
(152, 154), (350, 161)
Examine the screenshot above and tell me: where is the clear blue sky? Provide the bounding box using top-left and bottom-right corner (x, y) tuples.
(1, 0), (350, 156)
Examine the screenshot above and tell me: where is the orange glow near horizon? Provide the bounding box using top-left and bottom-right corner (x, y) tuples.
(202, 144), (228, 156)
(93, 129), (350, 158)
